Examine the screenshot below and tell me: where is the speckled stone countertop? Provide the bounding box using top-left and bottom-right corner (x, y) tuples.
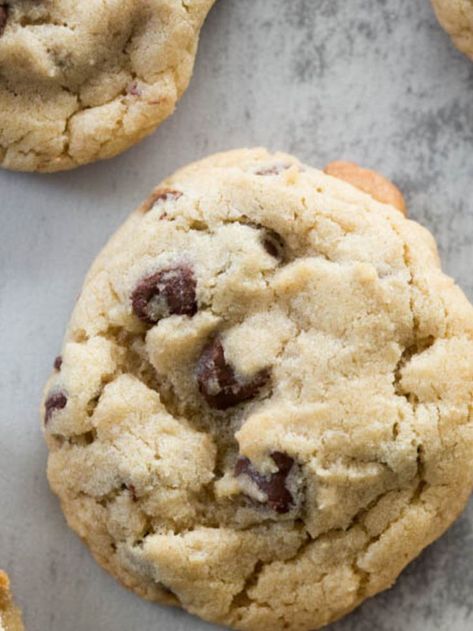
(0, 1), (472, 630)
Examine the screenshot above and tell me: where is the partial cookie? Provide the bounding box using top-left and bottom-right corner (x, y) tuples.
(43, 148), (473, 631)
(431, 0), (473, 59)
(0, 572), (24, 631)
(0, 0), (215, 172)
(324, 161), (406, 215)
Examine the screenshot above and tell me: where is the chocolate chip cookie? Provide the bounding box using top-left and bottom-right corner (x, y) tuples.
(0, 0), (215, 172)
(431, 0), (473, 59)
(42, 148), (473, 631)
(0, 572), (24, 631)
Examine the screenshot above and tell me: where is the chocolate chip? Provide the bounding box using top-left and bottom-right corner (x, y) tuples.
(255, 163), (291, 176)
(44, 391), (67, 424)
(235, 452), (295, 513)
(131, 265), (197, 325)
(261, 229), (285, 259)
(54, 355), (63, 371)
(152, 188), (182, 204)
(139, 188), (182, 214)
(127, 81), (141, 97)
(196, 338), (270, 410)
(0, 5), (7, 37)
(126, 484), (138, 502)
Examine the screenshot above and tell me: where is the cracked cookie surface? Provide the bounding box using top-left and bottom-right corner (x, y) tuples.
(431, 0), (473, 59)
(0, 0), (215, 172)
(42, 148), (473, 631)
(0, 572), (24, 631)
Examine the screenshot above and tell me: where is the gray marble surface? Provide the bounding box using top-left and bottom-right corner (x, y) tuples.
(1, 1), (472, 629)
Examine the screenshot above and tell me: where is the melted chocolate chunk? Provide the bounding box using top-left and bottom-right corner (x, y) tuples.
(261, 229), (285, 260)
(54, 355), (63, 371)
(44, 391), (67, 424)
(131, 265), (197, 325)
(0, 5), (7, 37)
(140, 188), (182, 214)
(196, 338), (270, 410)
(235, 452), (295, 513)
